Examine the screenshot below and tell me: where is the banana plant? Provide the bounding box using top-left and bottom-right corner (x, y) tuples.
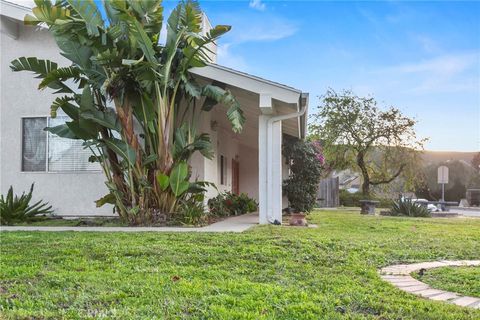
(11, 0), (245, 225)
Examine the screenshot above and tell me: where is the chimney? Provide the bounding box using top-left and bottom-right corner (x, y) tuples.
(200, 12), (217, 63)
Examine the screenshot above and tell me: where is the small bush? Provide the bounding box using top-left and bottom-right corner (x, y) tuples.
(0, 184), (53, 225)
(176, 194), (208, 226)
(391, 198), (431, 217)
(208, 192), (258, 217)
(339, 190), (364, 207)
(339, 190), (393, 208)
(283, 138), (323, 213)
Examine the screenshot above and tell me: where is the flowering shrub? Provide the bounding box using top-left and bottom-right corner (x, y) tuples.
(208, 192), (258, 217)
(283, 138), (324, 213)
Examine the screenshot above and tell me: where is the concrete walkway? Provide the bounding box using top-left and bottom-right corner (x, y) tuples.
(0, 212), (258, 233)
(379, 260), (480, 309)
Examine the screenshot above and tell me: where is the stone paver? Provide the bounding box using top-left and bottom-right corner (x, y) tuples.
(451, 296), (480, 307)
(428, 292), (459, 301)
(0, 212), (258, 233)
(414, 289), (446, 297)
(401, 285), (430, 293)
(379, 260), (480, 309)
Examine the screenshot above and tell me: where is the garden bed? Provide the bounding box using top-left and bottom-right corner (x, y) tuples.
(4, 215), (233, 228)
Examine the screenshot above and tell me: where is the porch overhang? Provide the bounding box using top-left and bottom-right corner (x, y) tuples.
(190, 63), (308, 139)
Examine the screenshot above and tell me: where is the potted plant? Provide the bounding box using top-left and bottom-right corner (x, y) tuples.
(283, 138), (324, 226)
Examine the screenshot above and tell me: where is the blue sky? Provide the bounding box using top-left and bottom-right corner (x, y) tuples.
(103, 0), (480, 152)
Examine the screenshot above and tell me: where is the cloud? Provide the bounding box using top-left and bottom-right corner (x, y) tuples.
(412, 34), (440, 54)
(216, 43), (250, 71)
(379, 52), (480, 94)
(249, 0), (266, 11)
(215, 13), (298, 70)
(227, 15), (298, 43)
(390, 53), (476, 75)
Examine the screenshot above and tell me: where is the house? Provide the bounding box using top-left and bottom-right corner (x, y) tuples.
(0, 0), (308, 224)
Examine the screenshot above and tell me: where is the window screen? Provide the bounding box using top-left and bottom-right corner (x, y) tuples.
(48, 117), (99, 171)
(22, 117), (47, 171)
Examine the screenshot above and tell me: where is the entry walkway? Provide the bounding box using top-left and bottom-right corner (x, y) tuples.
(0, 212), (258, 233)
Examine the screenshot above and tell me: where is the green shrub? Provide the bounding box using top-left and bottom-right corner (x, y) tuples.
(283, 138), (323, 213)
(176, 194), (208, 226)
(391, 198), (431, 217)
(208, 192), (258, 217)
(339, 190), (393, 208)
(0, 184), (53, 225)
(339, 190), (364, 207)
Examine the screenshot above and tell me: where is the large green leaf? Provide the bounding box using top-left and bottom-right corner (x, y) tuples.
(66, 121), (98, 140)
(66, 0), (103, 36)
(201, 82), (225, 111)
(80, 86), (94, 111)
(201, 84), (245, 133)
(169, 162), (189, 197)
(56, 37), (92, 69)
(10, 57), (58, 78)
(103, 138), (137, 166)
(128, 19), (157, 63)
(45, 123), (80, 139)
(50, 95), (78, 118)
(39, 66), (83, 91)
(95, 193), (116, 207)
(156, 172), (170, 191)
(81, 108), (121, 131)
(24, 1), (71, 26)
(173, 124), (213, 161)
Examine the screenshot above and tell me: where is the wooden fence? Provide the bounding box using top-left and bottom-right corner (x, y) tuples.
(317, 177), (339, 208)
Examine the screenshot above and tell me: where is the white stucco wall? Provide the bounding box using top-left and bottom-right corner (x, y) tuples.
(0, 19), (112, 215)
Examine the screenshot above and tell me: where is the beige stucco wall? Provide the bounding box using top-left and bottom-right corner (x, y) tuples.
(0, 19), (113, 215)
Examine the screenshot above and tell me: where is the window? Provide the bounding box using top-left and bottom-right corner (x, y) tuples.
(22, 117), (47, 171)
(22, 117), (99, 172)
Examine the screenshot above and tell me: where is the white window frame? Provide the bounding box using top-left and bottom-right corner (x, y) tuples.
(20, 116), (102, 174)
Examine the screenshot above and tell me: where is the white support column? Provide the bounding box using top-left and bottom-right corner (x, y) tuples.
(258, 114), (269, 224)
(270, 120), (283, 223)
(258, 114), (283, 224)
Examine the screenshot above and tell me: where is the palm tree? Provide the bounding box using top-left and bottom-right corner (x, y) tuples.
(11, 0), (245, 225)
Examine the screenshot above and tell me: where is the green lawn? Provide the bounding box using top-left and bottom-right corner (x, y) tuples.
(412, 266), (480, 298)
(1, 210), (479, 319)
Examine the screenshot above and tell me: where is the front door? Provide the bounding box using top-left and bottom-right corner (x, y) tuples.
(232, 158), (239, 195)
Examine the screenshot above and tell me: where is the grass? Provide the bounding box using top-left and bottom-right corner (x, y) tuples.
(1, 209), (479, 319)
(412, 266), (480, 298)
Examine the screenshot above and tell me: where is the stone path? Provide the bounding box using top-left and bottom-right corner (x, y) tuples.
(0, 212), (258, 233)
(379, 260), (480, 309)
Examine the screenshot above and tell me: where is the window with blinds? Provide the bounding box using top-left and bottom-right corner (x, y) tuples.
(21, 117), (99, 172)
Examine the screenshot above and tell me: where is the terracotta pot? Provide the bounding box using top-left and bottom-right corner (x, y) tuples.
(289, 212), (308, 226)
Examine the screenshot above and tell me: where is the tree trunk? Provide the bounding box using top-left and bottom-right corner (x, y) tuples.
(356, 151), (370, 196)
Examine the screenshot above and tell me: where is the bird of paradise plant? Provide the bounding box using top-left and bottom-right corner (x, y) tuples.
(11, 0), (245, 225)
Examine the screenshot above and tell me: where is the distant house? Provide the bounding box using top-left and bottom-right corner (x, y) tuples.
(0, 0), (308, 224)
